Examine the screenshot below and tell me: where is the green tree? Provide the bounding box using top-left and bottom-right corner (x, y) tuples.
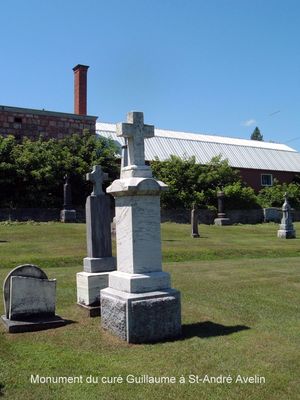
(251, 126), (263, 141)
(257, 181), (300, 209)
(0, 135), (18, 206)
(223, 181), (259, 209)
(0, 132), (120, 208)
(151, 155), (242, 209)
(197, 156), (240, 206)
(151, 155), (204, 209)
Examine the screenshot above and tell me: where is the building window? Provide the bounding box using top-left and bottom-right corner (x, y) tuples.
(261, 174), (273, 187)
(14, 117), (22, 123)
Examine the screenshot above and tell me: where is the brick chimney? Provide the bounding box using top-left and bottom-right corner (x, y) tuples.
(73, 64), (89, 115)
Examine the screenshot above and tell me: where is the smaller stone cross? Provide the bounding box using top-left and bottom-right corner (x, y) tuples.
(86, 165), (109, 196)
(116, 112), (154, 166)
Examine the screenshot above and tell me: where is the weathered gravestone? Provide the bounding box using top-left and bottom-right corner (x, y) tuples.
(277, 193), (296, 239)
(191, 203), (200, 238)
(76, 165), (116, 316)
(101, 111), (181, 343)
(60, 174), (77, 223)
(1, 264), (65, 333)
(214, 191), (231, 226)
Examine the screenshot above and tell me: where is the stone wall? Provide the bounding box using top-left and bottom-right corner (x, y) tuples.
(0, 208), (85, 222)
(161, 209), (265, 224)
(1, 207), (300, 224)
(161, 208), (300, 224)
(0, 106), (97, 139)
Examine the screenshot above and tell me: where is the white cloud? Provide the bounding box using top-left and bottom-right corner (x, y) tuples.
(242, 119), (256, 127)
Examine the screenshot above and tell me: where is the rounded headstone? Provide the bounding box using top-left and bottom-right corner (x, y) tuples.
(3, 264), (48, 318)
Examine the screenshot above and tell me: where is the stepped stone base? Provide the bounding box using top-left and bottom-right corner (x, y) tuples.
(76, 272), (110, 307)
(60, 209), (76, 223)
(76, 303), (101, 317)
(101, 287), (181, 343)
(214, 217), (231, 226)
(83, 257), (116, 273)
(277, 229), (296, 239)
(1, 315), (66, 333)
(108, 271), (170, 293)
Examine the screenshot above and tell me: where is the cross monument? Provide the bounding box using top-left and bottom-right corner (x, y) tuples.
(76, 164), (116, 315)
(101, 111), (181, 343)
(86, 165), (108, 196)
(116, 112), (154, 167)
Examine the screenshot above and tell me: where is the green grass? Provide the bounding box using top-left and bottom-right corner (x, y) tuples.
(1, 221), (300, 269)
(0, 222), (299, 399)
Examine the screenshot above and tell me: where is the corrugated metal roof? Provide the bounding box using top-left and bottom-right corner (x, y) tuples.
(96, 122), (300, 173)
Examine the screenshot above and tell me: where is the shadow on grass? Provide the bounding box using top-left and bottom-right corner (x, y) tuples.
(54, 319), (77, 329)
(0, 241), (8, 243)
(2, 318), (77, 334)
(142, 321), (251, 344)
(0, 383), (4, 397)
(181, 321), (250, 339)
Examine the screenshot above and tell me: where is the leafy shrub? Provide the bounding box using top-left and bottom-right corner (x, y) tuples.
(0, 132), (120, 207)
(257, 181), (300, 209)
(151, 155), (242, 209)
(223, 182), (260, 209)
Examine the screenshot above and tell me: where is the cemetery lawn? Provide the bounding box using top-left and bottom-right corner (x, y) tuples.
(0, 221), (299, 400)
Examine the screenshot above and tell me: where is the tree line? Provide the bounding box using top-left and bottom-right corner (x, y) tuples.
(151, 155), (300, 210)
(0, 132), (119, 208)
(0, 133), (299, 210)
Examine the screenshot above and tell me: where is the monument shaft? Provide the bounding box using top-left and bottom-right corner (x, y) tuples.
(101, 111), (181, 343)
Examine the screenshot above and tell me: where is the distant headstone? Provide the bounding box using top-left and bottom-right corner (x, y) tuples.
(191, 204), (200, 238)
(214, 191), (231, 226)
(60, 175), (76, 223)
(101, 111), (181, 343)
(76, 165), (116, 316)
(1, 264), (66, 333)
(277, 193), (296, 239)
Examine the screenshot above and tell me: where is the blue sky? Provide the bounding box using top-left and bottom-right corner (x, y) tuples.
(1, 0), (300, 150)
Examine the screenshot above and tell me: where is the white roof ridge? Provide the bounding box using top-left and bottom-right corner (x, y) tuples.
(96, 122), (296, 152)
(154, 129), (296, 152)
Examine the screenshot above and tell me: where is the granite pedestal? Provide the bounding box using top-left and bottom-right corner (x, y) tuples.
(101, 288), (181, 343)
(60, 209), (76, 223)
(214, 215), (231, 226)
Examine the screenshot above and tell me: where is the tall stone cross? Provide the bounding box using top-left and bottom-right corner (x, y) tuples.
(86, 165), (109, 196)
(116, 112), (154, 166)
